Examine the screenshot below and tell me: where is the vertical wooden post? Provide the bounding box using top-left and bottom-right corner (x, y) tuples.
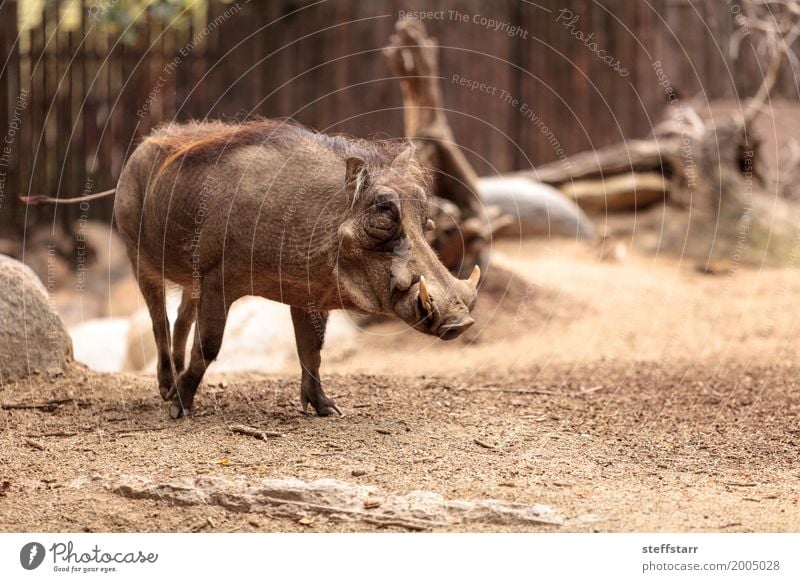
(0, 0), (20, 234)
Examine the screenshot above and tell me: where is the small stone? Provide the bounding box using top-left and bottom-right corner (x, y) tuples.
(363, 498), (382, 510)
(351, 469), (367, 477)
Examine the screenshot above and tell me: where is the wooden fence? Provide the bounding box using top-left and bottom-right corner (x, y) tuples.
(1, 0), (797, 233)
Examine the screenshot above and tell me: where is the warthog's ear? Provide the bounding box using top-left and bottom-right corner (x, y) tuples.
(390, 144), (415, 170)
(345, 157), (369, 203)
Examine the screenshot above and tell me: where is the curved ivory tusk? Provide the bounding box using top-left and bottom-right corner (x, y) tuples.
(419, 275), (432, 314)
(466, 265), (481, 288)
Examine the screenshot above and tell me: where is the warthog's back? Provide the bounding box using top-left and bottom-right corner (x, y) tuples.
(114, 120), (404, 293)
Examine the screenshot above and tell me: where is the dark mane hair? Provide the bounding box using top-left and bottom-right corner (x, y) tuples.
(148, 118), (409, 183)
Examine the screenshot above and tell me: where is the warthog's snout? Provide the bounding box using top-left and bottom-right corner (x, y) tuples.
(436, 316), (475, 341)
(394, 265), (479, 340)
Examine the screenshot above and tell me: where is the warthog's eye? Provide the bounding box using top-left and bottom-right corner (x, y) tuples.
(376, 199), (399, 217)
(364, 195), (401, 250)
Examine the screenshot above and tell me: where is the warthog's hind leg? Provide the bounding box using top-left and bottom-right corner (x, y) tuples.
(132, 262), (176, 401)
(290, 306), (341, 417)
(170, 271), (229, 419)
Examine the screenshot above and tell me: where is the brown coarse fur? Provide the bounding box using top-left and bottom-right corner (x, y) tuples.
(112, 117), (476, 420)
(149, 118), (417, 191)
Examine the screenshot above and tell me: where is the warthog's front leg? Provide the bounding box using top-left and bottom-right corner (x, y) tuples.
(169, 271), (229, 419)
(290, 306), (341, 416)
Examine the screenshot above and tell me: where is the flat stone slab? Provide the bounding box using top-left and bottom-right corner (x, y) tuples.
(113, 475), (563, 529)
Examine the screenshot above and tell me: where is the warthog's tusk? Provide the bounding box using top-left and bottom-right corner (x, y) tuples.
(466, 265), (481, 288)
(419, 275), (432, 315)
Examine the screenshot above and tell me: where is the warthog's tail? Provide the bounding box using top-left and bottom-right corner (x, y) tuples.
(19, 188), (117, 206)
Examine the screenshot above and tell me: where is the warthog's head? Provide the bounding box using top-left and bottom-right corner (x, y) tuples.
(336, 146), (479, 340)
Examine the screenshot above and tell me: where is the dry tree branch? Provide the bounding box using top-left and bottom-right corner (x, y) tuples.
(740, 0), (800, 123)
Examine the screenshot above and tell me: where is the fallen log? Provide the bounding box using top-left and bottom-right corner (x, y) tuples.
(560, 173), (670, 214)
(510, 139), (677, 188)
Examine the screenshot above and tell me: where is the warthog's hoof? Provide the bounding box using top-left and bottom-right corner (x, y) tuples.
(301, 397), (342, 417)
(169, 400), (189, 419)
(313, 403), (342, 417)
(159, 383), (177, 401)
(301, 384), (342, 417)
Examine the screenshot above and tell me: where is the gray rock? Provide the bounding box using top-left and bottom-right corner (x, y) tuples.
(0, 254), (73, 382)
(478, 176), (596, 239)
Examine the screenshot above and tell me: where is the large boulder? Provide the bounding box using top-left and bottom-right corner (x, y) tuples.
(0, 255), (73, 382)
(478, 176), (596, 240)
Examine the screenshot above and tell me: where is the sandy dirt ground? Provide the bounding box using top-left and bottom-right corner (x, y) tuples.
(1, 239), (799, 532)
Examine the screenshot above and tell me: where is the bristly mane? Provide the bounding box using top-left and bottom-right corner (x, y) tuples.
(148, 118), (409, 183)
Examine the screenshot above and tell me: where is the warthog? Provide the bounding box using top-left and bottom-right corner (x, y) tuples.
(101, 119), (480, 418)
